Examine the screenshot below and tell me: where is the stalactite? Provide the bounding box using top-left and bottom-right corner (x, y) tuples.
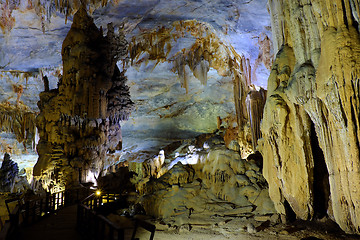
(12, 84), (24, 106)
(192, 59), (209, 85)
(0, 102), (36, 148)
(241, 56), (252, 87)
(253, 33), (273, 81)
(233, 72), (244, 130)
(245, 88), (266, 150)
(0, 0), (115, 32)
(106, 69), (134, 121)
(129, 20), (264, 135)
(172, 50), (189, 93)
(0, 1), (15, 34)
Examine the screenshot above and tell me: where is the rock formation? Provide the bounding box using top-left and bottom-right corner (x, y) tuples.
(34, 6), (133, 192)
(246, 88), (267, 150)
(128, 20), (268, 155)
(0, 153), (19, 192)
(261, 0), (360, 234)
(126, 132), (276, 227)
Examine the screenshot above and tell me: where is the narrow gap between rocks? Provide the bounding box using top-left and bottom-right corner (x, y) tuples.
(310, 121), (330, 219)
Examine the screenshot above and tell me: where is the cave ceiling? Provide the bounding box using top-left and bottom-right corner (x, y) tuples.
(0, 0), (271, 166)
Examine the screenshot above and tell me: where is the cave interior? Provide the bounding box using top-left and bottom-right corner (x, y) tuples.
(1, 0), (360, 239)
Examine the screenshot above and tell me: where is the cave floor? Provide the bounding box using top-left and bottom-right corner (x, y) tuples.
(8, 205), (360, 240)
(134, 215), (360, 240)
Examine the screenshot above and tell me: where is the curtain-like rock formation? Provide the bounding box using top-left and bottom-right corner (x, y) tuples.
(261, 0), (360, 234)
(34, 6), (133, 192)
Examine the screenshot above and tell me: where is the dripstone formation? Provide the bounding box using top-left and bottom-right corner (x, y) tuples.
(34, 6), (133, 192)
(261, 0), (360, 234)
(0, 153), (19, 192)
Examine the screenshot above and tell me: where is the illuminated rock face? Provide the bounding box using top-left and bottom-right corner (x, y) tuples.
(126, 133), (276, 224)
(34, 7), (133, 192)
(261, 0), (360, 234)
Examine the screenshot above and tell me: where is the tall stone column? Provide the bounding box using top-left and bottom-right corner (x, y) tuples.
(34, 6), (133, 193)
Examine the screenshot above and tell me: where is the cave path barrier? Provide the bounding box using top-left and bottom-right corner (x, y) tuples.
(82, 192), (122, 211)
(77, 192), (156, 240)
(0, 187), (89, 240)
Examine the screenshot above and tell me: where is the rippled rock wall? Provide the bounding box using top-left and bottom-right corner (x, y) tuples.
(261, 0), (360, 234)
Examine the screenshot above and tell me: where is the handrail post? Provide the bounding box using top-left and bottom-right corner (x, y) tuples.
(76, 205), (81, 229)
(45, 192), (49, 215)
(99, 218), (105, 240)
(56, 192), (59, 210)
(64, 190), (67, 206)
(0, 216), (3, 230)
(24, 201), (29, 225)
(52, 193), (56, 212)
(39, 199), (43, 217)
(117, 228), (124, 240)
(108, 226), (114, 240)
(94, 213), (99, 239)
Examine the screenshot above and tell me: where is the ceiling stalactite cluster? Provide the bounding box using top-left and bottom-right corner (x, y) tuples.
(128, 20), (268, 154)
(261, 0), (360, 234)
(0, 102), (36, 150)
(0, 0), (114, 33)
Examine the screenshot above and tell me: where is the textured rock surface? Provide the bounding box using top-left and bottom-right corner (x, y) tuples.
(126, 132), (276, 226)
(34, 7), (133, 192)
(261, 0), (360, 234)
(0, 153), (18, 192)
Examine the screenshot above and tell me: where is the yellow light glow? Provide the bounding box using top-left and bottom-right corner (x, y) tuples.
(95, 190), (101, 196)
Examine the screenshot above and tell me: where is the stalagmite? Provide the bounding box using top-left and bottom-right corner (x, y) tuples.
(34, 6), (133, 192)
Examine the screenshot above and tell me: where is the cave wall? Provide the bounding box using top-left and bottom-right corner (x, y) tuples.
(34, 7), (133, 192)
(261, 0), (360, 234)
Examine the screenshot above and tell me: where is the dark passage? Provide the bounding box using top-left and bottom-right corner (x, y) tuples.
(310, 121), (330, 219)
(284, 199), (297, 222)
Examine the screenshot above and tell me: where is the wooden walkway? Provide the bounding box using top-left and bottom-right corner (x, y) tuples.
(13, 205), (83, 240)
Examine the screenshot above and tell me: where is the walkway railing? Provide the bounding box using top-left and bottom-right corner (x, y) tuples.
(0, 188), (87, 240)
(0, 198), (20, 240)
(77, 191), (156, 240)
(78, 191), (127, 239)
(82, 192), (121, 211)
(77, 203), (127, 240)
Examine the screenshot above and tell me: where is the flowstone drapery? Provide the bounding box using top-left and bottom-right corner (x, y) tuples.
(261, 0), (360, 234)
